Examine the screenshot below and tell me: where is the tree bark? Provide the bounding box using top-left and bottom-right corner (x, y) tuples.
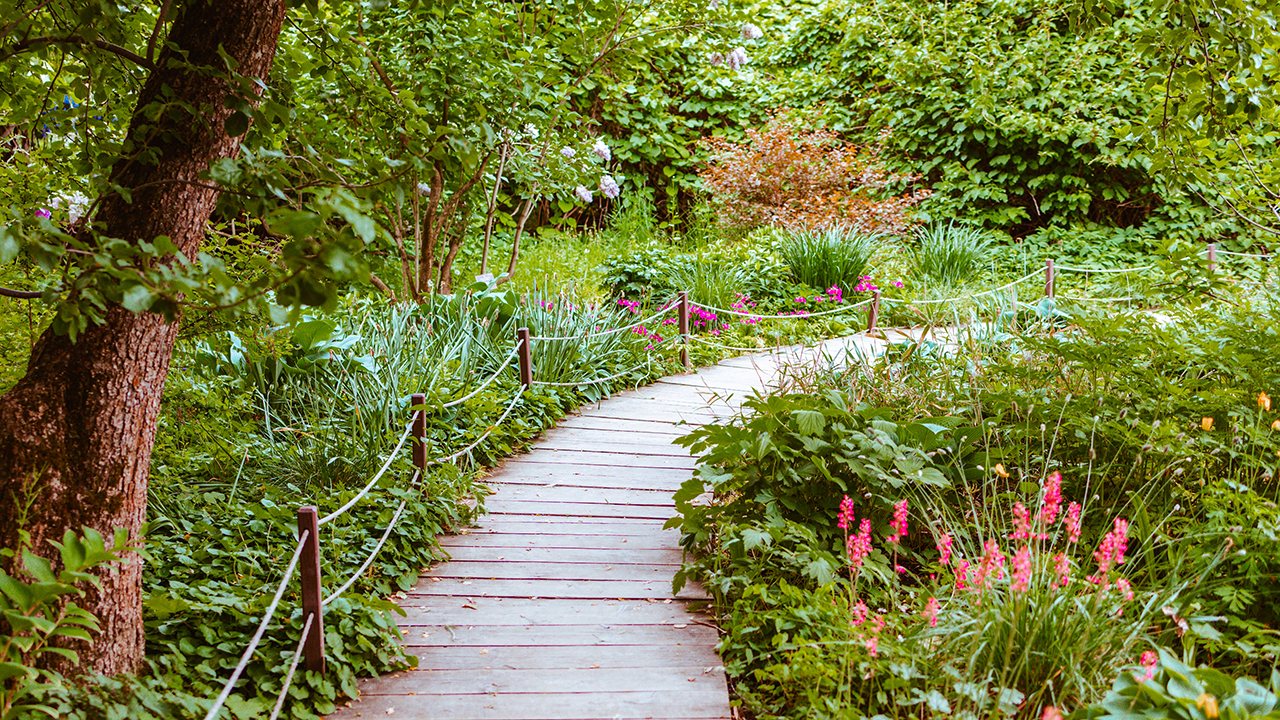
(0, 0), (287, 676)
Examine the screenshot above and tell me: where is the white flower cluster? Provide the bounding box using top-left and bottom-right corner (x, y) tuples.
(50, 191), (91, 223)
(741, 23), (763, 40)
(574, 185), (594, 203)
(561, 147), (575, 158)
(599, 175), (620, 199)
(725, 47), (749, 70)
(592, 139), (611, 162)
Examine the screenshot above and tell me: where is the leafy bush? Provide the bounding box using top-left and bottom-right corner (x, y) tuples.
(1088, 651), (1280, 720)
(777, 226), (879, 293)
(699, 111), (927, 232)
(910, 221), (995, 287)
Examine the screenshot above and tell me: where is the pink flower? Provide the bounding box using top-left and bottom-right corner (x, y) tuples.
(725, 47), (749, 70)
(847, 519), (872, 569)
(1010, 546), (1032, 593)
(837, 495), (855, 530)
(922, 597), (939, 627)
(851, 600), (869, 626)
(1010, 502), (1032, 540)
(1052, 552), (1070, 587)
(864, 634), (879, 657)
(592, 139), (611, 161)
(955, 559), (971, 590)
(888, 499), (908, 543)
(35, 208), (51, 219)
(891, 280), (904, 288)
(709, 51), (724, 66)
(972, 540), (1006, 589)
(1116, 577), (1134, 601)
(574, 185), (593, 203)
(937, 532), (953, 566)
(1040, 472), (1063, 530)
(1065, 502), (1082, 543)
(1088, 518), (1129, 585)
(1135, 650), (1158, 682)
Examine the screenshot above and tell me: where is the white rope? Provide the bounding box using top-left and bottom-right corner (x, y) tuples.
(1212, 249), (1271, 258)
(318, 418), (415, 526)
(203, 530), (310, 720)
(692, 296), (874, 319)
(531, 359), (651, 388)
(267, 613), (313, 720)
(885, 270), (1041, 306)
(321, 473), (417, 606)
(528, 303), (678, 341)
(1054, 263), (1155, 274)
(439, 340), (521, 409)
(1057, 295), (1144, 302)
(431, 388), (525, 464)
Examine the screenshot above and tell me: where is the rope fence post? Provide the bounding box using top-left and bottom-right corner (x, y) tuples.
(678, 291), (690, 369)
(411, 393), (426, 479)
(867, 290), (881, 332)
(296, 506), (325, 674)
(1044, 259), (1055, 299)
(517, 328), (533, 388)
(1207, 242), (1217, 274)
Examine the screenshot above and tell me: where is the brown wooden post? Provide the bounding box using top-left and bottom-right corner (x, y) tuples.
(1044, 259), (1055, 299)
(296, 506), (325, 674)
(678, 291), (690, 369)
(867, 290), (881, 332)
(517, 328), (533, 388)
(411, 392), (426, 477)
(1207, 243), (1217, 273)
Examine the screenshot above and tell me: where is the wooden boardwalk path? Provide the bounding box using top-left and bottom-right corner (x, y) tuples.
(328, 337), (881, 720)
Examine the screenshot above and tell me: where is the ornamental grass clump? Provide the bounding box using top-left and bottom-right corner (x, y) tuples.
(910, 221), (995, 287)
(832, 471), (1181, 716)
(777, 225), (880, 292)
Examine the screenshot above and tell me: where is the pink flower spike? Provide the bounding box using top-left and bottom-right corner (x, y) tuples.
(1010, 502), (1032, 540)
(1040, 472), (1063, 529)
(1010, 545), (1032, 593)
(851, 600), (869, 626)
(955, 559), (971, 590)
(922, 596), (939, 628)
(1135, 650), (1158, 682)
(888, 499), (909, 543)
(1116, 577), (1134, 601)
(847, 519), (873, 569)
(1052, 552), (1070, 587)
(1065, 502), (1082, 543)
(937, 532), (953, 566)
(837, 495), (855, 530)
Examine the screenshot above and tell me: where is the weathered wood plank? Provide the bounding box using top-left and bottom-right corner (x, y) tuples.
(422, 560), (675, 582)
(504, 454), (697, 470)
(353, 666), (728, 695)
(437, 546), (683, 566)
(439, 533), (680, 551)
(397, 598), (705, 626)
(483, 500), (674, 520)
(326, 688), (730, 719)
(528, 437), (693, 458)
(402, 643), (722, 670)
(408, 578), (705, 600)
(553, 416), (691, 435)
(401, 623), (720, 648)
(485, 484), (678, 506)
(464, 520), (676, 536)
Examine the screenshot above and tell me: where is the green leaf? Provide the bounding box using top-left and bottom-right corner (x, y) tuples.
(224, 110), (250, 137)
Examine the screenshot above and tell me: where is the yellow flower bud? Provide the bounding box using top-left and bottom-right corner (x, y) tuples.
(994, 463), (1010, 478)
(1260, 392), (1272, 412)
(1272, 419), (1280, 431)
(1201, 417), (1214, 431)
(1197, 693), (1219, 719)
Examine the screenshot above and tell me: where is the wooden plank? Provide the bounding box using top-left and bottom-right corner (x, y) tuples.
(325, 688), (730, 719)
(514, 445), (697, 463)
(439, 533), (680, 551)
(436, 546), (683, 566)
(484, 500), (674, 520)
(528, 437), (693, 458)
(422, 560), (675, 582)
(402, 643), (722, 670)
(401, 623), (720, 648)
(397, 598), (706, 626)
(504, 454), (697, 470)
(408, 578), (705, 600)
(553, 416), (691, 435)
(465, 520), (676, 536)
(486, 484), (677, 506)
(354, 666), (727, 695)
(483, 474), (688, 492)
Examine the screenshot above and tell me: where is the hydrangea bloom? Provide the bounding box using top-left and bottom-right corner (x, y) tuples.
(725, 47), (749, 70)
(561, 147), (575, 158)
(709, 51), (724, 66)
(592, 139), (611, 161)
(599, 175), (620, 199)
(574, 185), (593, 203)
(741, 23), (763, 40)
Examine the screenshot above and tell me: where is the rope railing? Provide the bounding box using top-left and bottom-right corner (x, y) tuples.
(883, 270), (1042, 306)
(1054, 263), (1155, 274)
(531, 359), (652, 388)
(438, 340), (522, 409)
(692, 295), (874, 319)
(267, 613), (314, 720)
(429, 387), (525, 465)
(318, 419), (415, 526)
(527, 301), (679, 341)
(203, 529), (310, 720)
(321, 472), (419, 607)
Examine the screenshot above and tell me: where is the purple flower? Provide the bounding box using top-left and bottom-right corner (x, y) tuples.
(741, 23), (763, 40)
(599, 175), (621, 199)
(35, 208), (51, 219)
(592, 139), (611, 162)
(561, 147), (575, 158)
(574, 185), (593, 203)
(709, 51), (725, 66)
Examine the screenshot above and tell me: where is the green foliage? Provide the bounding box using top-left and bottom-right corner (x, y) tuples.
(909, 222), (995, 287)
(1, 524), (134, 720)
(1088, 651), (1280, 720)
(776, 226), (878, 293)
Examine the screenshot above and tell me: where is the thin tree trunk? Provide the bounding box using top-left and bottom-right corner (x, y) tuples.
(0, 0), (287, 676)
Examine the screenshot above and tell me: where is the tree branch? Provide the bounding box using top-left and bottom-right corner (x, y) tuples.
(0, 287), (42, 299)
(6, 36), (156, 70)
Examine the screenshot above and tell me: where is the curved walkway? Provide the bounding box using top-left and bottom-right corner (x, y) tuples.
(327, 335), (883, 720)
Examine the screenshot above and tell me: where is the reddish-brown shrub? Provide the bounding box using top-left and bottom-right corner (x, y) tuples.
(699, 111), (928, 233)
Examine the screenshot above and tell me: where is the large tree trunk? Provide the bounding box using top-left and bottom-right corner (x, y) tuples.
(0, 0), (287, 676)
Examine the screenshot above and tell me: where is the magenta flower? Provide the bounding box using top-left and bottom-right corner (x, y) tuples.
(887, 499), (908, 543)
(1052, 552), (1071, 587)
(1064, 502), (1082, 543)
(936, 532), (953, 566)
(1010, 502), (1032, 540)
(1135, 650), (1158, 682)
(1039, 472), (1063, 531)
(846, 519), (872, 569)
(837, 495), (856, 530)
(1010, 545), (1032, 593)
(35, 208), (51, 219)
(922, 596), (939, 627)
